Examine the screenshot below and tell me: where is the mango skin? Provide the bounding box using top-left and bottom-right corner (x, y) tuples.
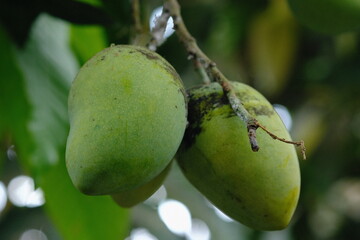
(66, 45), (187, 195)
(111, 161), (172, 208)
(288, 0), (360, 34)
(177, 82), (300, 231)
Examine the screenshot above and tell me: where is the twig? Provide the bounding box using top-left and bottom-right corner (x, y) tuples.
(192, 57), (211, 84)
(131, 0), (142, 36)
(256, 121), (307, 159)
(164, 0), (260, 151)
(130, 0), (144, 46)
(162, 0), (306, 159)
(131, 0), (153, 47)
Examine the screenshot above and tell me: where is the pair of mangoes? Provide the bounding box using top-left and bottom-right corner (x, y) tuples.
(66, 45), (300, 230)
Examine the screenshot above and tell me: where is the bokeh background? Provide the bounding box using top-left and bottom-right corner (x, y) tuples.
(1, 0), (360, 239)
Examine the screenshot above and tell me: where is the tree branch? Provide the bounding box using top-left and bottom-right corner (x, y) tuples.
(131, 0), (143, 36)
(256, 121), (306, 160)
(163, 0), (260, 151)
(162, 0), (306, 159)
(130, 0), (154, 47)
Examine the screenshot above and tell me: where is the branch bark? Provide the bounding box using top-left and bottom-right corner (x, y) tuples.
(163, 0), (261, 151)
(162, 0), (306, 159)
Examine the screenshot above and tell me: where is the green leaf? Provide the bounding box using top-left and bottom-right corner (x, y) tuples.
(247, 0), (298, 97)
(11, 14), (129, 239)
(0, 24), (33, 171)
(70, 25), (107, 65)
(41, 149), (129, 240)
(14, 14), (78, 175)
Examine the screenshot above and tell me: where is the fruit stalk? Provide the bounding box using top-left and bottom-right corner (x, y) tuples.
(162, 0), (306, 158)
(131, 0), (142, 36)
(130, 0), (153, 47)
(163, 0), (261, 152)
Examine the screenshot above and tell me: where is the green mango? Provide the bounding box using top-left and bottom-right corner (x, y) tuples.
(177, 82), (300, 230)
(288, 0), (360, 34)
(66, 45), (187, 195)
(111, 161), (172, 208)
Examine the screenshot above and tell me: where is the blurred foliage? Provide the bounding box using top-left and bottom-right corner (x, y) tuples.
(1, 0), (360, 239)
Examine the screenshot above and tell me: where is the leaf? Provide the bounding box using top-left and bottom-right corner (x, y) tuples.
(247, 0), (298, 97)
(0, 24), (33, 171)
(11, 14), (129, 239)
(14, 14), (78, 175)
(70, 25), (107, 65)
(41, 149), (129, 240)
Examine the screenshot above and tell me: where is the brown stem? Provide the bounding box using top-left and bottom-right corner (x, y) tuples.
(163, 0), (306, 159)
(256, 121), (307, 159)
(131, 0), (142, 35)
(131, 0), (151, 47)
(164, 0), (261, 150)
(193, 59), (211, 84)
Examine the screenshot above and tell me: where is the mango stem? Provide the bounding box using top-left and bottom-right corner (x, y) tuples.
(130, 0), (152, 47)
(161, 0), (306, 159)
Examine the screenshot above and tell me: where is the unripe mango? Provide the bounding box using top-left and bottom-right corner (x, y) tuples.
(66, 45), (187, 195)
(111, 161), (172, 208)
(177, 82), (300, 230)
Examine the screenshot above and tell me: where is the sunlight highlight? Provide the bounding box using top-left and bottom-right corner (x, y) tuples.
(273, 104), (293, 130)
(7, 175), (45, 208)
(0, 181), (7, 213)
(150, 6), (175, 39)
(205, 198), (233, 222)
(186, 218), (211, 240)
(212, 205), (234, 223)
(20, 229), (48, 240)
(158, 199), (192, 236)
(126, 228), (158, 240)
